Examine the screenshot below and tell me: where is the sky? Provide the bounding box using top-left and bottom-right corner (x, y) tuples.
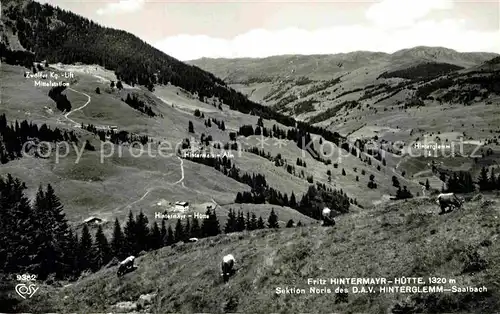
(43, 0), (500, 61)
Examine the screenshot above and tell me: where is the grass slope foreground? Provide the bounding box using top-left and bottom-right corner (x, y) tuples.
(12, 196), (500, 313)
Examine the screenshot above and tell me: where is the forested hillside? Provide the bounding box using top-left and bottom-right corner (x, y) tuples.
(1, 0), (288, 124)
(1, 0), (350, 147)
(378, 62), (464, 80)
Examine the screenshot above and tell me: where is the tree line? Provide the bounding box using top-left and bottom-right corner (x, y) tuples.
(433, 165), (500, 194)
(0, 175), (78, 279)
(0, 114), (78, 164)
(123, 93), (157, 117)
(82, 123), (149, 145)
(237, 124), (329, 164)
(477, 166), (500, 192)
(208, 118), (225, 131)
(224, 208), (297, 232)
(378, 62), (463, 81)
(298, 183), (353, 219)
(183, 152), (354, 219)
(182, 154), (302, 211)
(238, 120), (382, 168)
(0, 42), (36, 68)
(245, 147), (308, 181)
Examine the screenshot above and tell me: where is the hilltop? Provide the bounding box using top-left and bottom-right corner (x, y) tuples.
(6, 195), (500, 313)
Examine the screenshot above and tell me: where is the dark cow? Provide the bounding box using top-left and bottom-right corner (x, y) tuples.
(221, 254), (235, 283)
(436, 193), (464, 213)
(117, 256), (137, 277)
(321, 207), (336, 226)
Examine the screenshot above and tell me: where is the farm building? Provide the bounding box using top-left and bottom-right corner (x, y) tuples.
(174, 201), (189, 212)
(83, 216), (103, 226)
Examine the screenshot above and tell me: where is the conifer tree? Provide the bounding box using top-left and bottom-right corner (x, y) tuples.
(111, 218), (125, 259)
(123, 211), (137, 255)
(92, 225), (111, 270)
(0, 175), (36, 274)
(235, 192), (243, 203)
(245, 212), (251, 230)
(0, 176), (76, 278)
(257, 117), (264, 127)
(201, 209), (212, 236)
(135, 211), (150, 252)
(224, 209), (237, 233)
(286, 219), (295, 228)
(249, 213), (258, 231)
(490, 168), (496, 190)
(267, 209), (279, 228)
(236, 211), (246, 231)
(31, 184), (72, 278)
(257, 216), (265, 229)
(202, 209), (220, 237)
(174, 219), (184, 243)
(79, 224), (93, 271)
(160, 220), (167, 244)
(478, 167), (490, 191)
(211, 209), (221, 236)
(190, 217), (201, 238)
(45, 184), (73, 276)
(166, 226), (175, 245)
(31, 185), (54, 277)
(289, 192), (297, 208)
(184, 218), (191, 241)
(67, 230), (80, 278)
(150, 221), (162, 250)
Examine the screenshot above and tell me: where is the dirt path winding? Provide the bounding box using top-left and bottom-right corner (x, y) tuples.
(63, 87), (91, 126)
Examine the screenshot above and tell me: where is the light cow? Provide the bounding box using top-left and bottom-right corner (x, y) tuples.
(117, 256), (136, 277)
(321, 207), (335, 226)
(221, 254), (236, 283)
(436, 193), (463, 213)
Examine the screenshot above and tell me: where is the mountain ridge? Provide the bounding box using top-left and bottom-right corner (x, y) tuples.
(187, 46), (498, 83)
(189, 46), (499, 63)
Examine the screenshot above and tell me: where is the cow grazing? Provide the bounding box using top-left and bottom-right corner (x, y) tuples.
(117, 255), (137, 277)
(221, 254), (236, 283)
(187, 237), (199, 243)
(321, 207), (335, 226)
(436, 193), (463, 213)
